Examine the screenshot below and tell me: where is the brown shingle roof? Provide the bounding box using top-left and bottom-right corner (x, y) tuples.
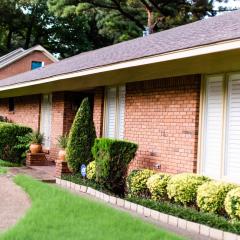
(1, 10), (240, 88)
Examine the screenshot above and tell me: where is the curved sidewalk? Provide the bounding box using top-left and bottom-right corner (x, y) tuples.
(0, 175), (31, 232)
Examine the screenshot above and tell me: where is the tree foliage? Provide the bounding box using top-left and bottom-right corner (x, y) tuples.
(47, 0), (235, 43)
(0, 0), (237, 57)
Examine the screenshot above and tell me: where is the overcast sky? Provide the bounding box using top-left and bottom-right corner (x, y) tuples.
(214, 0), (240, 9)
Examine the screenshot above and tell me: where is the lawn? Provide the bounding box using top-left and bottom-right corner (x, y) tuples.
(0, 175), (183, 240)
(0, 167), (7, 174)
(0, 160), (21, 167)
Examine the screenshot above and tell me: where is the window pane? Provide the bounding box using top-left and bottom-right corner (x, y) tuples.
(31, 61), (43, 70)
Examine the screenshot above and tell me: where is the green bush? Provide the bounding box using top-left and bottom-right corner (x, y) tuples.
(197, 181), (237, 214)
(0, 122), (32, 163)
(66, 98), (96, 172)
(127, 169), (154, 197)
(167, 173), (209, 206)
(86, 161), (96, 180)
(92, 138), (138, 195)
(147, 173), (171, 200)
(225, 187), (240, 220)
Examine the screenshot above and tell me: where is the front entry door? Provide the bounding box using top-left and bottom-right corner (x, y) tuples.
(40, 94), (52, 149)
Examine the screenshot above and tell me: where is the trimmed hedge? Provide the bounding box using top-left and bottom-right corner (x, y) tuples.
(92, 138), (138, 196)
(0, 122), (32, 163)
(167, 173), (209, 206)
(225, 187), (240, 220)
(127, 169), (154, 197)
(197, 181), (237, 214)
(66, 98), (96, 172)
(147, 173), (171, 200)
(127, 197), (240, 235)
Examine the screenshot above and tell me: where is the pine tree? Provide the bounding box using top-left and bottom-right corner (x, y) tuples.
(66, 97), (96, 172)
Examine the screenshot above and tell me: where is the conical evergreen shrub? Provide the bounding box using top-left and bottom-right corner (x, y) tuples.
(66, 97), (96, 172)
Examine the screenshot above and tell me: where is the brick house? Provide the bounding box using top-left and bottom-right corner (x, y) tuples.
(0, 45), (58, 80)
(0, 11), (240, 182)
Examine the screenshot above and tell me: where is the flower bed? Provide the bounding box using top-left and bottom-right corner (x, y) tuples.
(57, 177), (240, 240)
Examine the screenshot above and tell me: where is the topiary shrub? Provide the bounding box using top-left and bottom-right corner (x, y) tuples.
(92, 138), (138, 196)
(0, 122), (32, 163)
(197, 181), (237, 214)
(147, 173), (171, 200)
(225, 187), (240, 220)
(127, 169), (154, 197)
(66, 98), (96, 172)
(167, 173), (209, 206)
(86, 161), (96, 180)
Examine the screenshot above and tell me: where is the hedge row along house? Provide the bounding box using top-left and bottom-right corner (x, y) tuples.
(0, 10), (240, 183)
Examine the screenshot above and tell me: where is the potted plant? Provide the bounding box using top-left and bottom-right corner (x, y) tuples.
(29, 131), (44, 154)
(57, 134), (68, 161)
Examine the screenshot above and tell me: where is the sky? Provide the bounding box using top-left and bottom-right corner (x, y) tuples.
(214, 0), (240, 9)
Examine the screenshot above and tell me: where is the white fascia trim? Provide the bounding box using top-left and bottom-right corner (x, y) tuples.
(1, 38), (240, 91)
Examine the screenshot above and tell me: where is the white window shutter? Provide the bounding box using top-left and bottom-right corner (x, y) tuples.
(117, 85), (126, 139)
(202, 76), (224, 179)
(225, 75), (240, 181)
(105, 87), (117, 138)
(105, 85), (125, 139)
(40, 94), (52, 148)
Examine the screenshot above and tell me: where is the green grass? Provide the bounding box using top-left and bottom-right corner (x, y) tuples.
(0, 160), (21, 167)
(0, 175), (183, 240)
(0, 167), (7, 174)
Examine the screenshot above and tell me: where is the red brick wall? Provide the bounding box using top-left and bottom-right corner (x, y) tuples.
(0, 51), (54, 80)
(0, 95), (40, 130)
(93, 87), (104, 137)
(50, 92), (65, 160)
(125, 75), (201, 174)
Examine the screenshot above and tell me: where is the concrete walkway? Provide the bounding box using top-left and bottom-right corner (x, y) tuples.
(8, 166), (55, 183)
(0, 175), (31, 232)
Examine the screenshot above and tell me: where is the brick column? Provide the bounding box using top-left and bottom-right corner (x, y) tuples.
(93, 87), (104, 137)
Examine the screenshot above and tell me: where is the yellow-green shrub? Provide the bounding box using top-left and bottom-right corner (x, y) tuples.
(86, 161), (96, 180)
(225, 187), (240, 220)
(197, 181), (237, 214)
(128, 169), (154, 197)
(167, 173), (209, 206)
(146, 173), (171, 200)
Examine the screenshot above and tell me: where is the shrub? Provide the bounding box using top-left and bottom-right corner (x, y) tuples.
(86, 161), (96, 180)
(0, 122), (32, 163)
(167, 173), (209, 206)
(225, 187), (240, 220)
(92, 138), (138, 195)
(13, 134), (32, 160)
(127, 169), (154, 197)
(147, 173), (171, 200)
(197, 181), (237, 214)
(57, 134), (68, 149)
(66, 98), (96, 172)
(28, 131), (44, 144)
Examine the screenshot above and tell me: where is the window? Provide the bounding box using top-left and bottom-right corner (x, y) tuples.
(31, 61), (44, 70)
(104, 85), (126, 139)
(8, 98), (15, 112)
(201, 73), (240, 182)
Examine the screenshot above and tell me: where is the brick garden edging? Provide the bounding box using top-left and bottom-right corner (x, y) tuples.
(56, 178), (240, 240)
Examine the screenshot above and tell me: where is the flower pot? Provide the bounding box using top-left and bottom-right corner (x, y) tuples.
(30, 144), (42, 154)
(58, 149), (66, 162)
